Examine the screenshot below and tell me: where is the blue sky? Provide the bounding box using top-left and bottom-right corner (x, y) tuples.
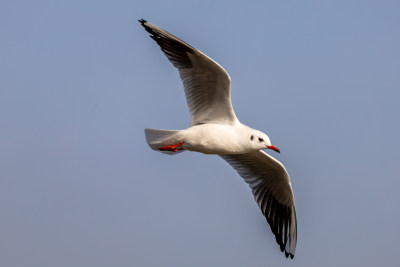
(1, 0), (399, 266)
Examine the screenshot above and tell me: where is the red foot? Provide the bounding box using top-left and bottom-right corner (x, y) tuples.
(158, 142), (184, 152)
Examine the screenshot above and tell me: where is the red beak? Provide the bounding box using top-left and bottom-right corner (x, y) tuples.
(267, 145), (280, 153)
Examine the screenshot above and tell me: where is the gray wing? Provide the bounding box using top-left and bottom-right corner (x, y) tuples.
(220, 150), (297, 259)
(139, 19), (238, 126)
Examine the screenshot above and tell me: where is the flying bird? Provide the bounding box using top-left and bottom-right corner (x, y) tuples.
(139, 19), (297, 259)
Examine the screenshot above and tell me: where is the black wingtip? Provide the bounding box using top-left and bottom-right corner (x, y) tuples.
(284, 251), (295, 259)
(138, 19), (147, 25)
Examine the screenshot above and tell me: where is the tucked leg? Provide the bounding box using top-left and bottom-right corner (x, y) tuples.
(158, 142), (184, 152)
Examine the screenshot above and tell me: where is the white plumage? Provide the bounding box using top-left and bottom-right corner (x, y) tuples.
(140, 19), (297, 258)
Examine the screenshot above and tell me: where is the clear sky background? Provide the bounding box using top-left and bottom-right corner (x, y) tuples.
(1, 1), (399, 266)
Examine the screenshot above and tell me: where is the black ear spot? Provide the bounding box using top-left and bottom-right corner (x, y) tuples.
(250, 135), (254, 141)
(258, 137), (264, 142)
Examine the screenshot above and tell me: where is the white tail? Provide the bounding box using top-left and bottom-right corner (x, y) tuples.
(144, 128), (184, 155)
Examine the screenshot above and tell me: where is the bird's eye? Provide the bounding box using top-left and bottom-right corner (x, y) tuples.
(258, 138), (264, 142)
(250, 135), (254, 141)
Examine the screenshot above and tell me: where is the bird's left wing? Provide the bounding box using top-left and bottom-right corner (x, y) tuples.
(139, 19), (238, 126)
(220, 150), (297, 258)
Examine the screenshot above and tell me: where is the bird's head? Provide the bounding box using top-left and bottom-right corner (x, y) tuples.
(249, 131), (280, 153)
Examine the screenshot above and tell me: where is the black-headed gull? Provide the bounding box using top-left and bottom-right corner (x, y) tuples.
(139, 19), (297, 259)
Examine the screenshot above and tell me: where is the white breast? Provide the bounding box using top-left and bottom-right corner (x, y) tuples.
(181, 123), (252, 155)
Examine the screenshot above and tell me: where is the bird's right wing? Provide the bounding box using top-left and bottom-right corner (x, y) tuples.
(139, 19), (238, 126)
(220, 150), (297, 258)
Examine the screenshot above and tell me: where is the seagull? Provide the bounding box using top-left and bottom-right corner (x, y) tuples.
(139, 19), (297, 259)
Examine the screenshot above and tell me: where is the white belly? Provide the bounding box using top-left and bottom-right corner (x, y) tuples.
(180, 124), (250, 155)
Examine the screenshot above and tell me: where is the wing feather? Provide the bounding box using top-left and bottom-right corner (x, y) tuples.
(139, 19), (238, 125)
(220, 150), (297, 258)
